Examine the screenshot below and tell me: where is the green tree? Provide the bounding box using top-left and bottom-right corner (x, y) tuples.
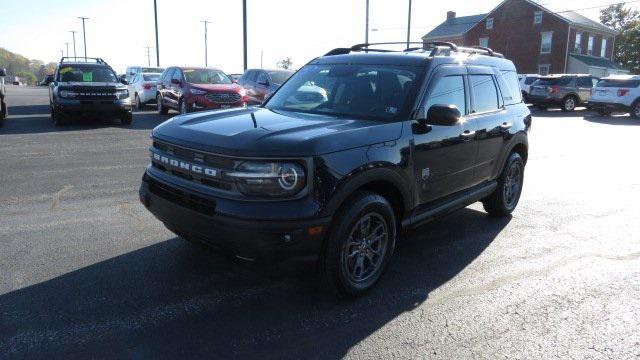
(15, 71), (36, 85)
(600, 4), (640, 74)
(277, 57), (293, 70)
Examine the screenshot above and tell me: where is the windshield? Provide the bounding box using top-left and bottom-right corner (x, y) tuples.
(183, 69), (232, 84)
(141, 67), (163, 73)
(143, 74), (161, 81)
(265, 64), (420, 120)
(597, 79), (640, 88)
(268, 70), (293, 85)
(58, 65), (118, 82)
(535, 77), (572, 86)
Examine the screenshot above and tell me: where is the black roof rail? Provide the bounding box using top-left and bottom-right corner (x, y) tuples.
(424, 41), (459, 51)
(324, 42), (428, 56)
(59, 57), (109, 65)
(323, 41), (506, 59)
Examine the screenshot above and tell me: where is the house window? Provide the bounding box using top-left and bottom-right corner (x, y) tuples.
(540, 31), (553, 53)
(538, 64), (550, 75)
(601, 38), (608, 57)
(588, 35), (594, 55)
(534, 11), (543, 24)
(574, 33), (582, 53)
(479, 37), (489, 48)
(486, 18), (494, 30)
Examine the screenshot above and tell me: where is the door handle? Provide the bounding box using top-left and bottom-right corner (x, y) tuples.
(500, 122), (512, 130)
(460, 130), (476, 139)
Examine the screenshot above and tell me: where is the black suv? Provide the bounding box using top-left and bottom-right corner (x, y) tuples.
(49, 57), (132, 126)
(139, 43), (531, 296)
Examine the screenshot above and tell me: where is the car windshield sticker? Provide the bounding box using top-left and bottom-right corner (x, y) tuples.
(200, 74), (208, 82)
(59, 67), (72, 74)
(82, 72), (93, 82)
(385, 107), (398, 114)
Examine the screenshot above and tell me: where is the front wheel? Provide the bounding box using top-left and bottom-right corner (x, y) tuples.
(120, 112), (132, 125)
(561, 96), (578, 112)
(631, 101), (640, 119)
(319, 191), (396, 297)
(483, 152), (525, 217)
(157, 94), (168, 115)
(51, 106), (66, 126)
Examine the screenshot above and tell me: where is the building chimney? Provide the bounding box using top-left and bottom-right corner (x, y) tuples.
(447, 11), (456, 22)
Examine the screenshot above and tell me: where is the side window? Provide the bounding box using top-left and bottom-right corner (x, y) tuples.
(172, 69), (183, 81)
(162, 68), (174, 82)
(591, 78), (599, 87)
(577, 77), (593, 87)
(257, 72), (269, 85)
(498, 70), (522, 105)
(470, 74), (499, 113)
(248, 70), (258, 82)
(424, 75), (466, 115)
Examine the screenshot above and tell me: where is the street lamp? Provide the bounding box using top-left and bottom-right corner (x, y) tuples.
(78, 17), (89, 60)
(365, 0), (370, 44)
(406, 0), (412, 49)
(201, 20), (212, 67)
(153, 0), (160, 66)
(69, 30), (77, 58)
(64, 42), (69, 57)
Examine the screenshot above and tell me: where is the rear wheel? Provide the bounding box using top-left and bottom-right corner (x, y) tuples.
(319, 191), (396, 297)
(631, 100), (640, 119)
(135, 94), (143, 111)
(561, 96), (578, 112)
(483, 152), (525, 217)
(157, 94), (168, 115)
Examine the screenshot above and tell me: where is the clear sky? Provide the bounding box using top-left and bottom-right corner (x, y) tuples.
(0, 0), (637, 74)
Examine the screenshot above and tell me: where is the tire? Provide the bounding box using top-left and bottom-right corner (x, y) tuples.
(120, 112), (133, 125)
(535, 104), (548, 111)
(597, 109), (611, 116)
(561, 95), (578, 112)
(631, 100), (640, 119)
(319, 191), (396, 297)
(179, 99), (188, 115)
(135, 94), (143, 111)
(482, 152), (525, 217)
(51, 106), (66, 126)
(157, 94), (168, 115)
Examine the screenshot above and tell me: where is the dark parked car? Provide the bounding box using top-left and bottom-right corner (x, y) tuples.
(228, 73), (242, 83)
(528, 74), (599, 111)
(0, 68), (6, 125)
(140, 42), (531, 297)
(49, 57), (132, 126)
(156, 67), (247, 115)
(237, 69), (294, 104)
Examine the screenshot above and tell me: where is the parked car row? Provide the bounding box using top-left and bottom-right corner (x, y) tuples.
(519, 73), (640, 118)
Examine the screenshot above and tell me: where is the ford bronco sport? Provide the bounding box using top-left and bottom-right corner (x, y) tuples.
(49, 57), (132, 126)
(139, 42), (531, 297)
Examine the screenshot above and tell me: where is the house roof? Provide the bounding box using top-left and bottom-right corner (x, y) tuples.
(422, 14), (487, 40)
(422, 0), (615, 41)
(570, 54), (625, 70)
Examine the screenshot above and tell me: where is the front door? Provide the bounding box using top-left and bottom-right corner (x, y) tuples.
(412, 65), (479, 204)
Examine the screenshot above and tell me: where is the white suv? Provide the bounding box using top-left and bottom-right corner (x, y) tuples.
(590, 75), (640, 118)
(519, 74), (540, 101)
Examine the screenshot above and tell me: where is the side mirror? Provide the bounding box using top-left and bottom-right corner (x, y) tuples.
(425, 104), (461, 126)
(0, 68), (6, 77)
(171, 78), (181, 85)
(120, 78), (129, 85)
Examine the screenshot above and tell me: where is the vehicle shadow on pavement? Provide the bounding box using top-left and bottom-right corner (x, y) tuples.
(1, 105), (171, 135)
(583, 113), (640, 126)
(0, 208), (510, 358)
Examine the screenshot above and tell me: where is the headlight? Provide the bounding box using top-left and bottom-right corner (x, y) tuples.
(226, 161), (306, 197)
(59, 90), (78, 98)
(116, 88), (129, 100)
(190, 88), (207, 95)
(238, 88), (247, 97)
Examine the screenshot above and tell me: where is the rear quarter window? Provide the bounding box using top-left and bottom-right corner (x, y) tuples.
(535, 77), (572, 86)
(499, 71), (522, 105)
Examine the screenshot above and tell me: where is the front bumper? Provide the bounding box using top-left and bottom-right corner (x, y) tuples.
(588, 101), (631, 112)
(54, 98), (132, 116)
(139, 169), (330, 259)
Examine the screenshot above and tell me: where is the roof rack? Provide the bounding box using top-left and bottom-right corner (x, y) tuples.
(59, 57), (109, 66)
(324, 42), (504, 58)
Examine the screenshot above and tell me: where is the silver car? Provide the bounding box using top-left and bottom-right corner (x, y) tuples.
(128, 72), (162, 110)
(528, 74), (599, 112)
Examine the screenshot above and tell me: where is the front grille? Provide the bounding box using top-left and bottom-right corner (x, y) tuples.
(205, 92), (241, 104)
(73, 87), (117, 100)
(147, 176), (216, 215)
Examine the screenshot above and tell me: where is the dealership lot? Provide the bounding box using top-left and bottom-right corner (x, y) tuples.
(1, 86), (640, 358)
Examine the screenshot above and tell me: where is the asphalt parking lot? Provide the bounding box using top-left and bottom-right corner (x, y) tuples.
(1, 86), (639, 359)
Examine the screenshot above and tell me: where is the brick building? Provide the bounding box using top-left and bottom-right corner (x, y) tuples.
(422, 0), (627, 76)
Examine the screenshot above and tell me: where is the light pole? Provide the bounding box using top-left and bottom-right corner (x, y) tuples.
(78, 17), (89, 60)
(69, 31), (77, 58)
(406, 0), (412, 49)
(61, 50), (64, 59)
(365, 0), (370, 44)
(242, 0), (247, 70)
(201, 20), (212, 67)
(153, 0), (160, 66)
(144, 46), (152, 66)
(65, 42), (69, 57)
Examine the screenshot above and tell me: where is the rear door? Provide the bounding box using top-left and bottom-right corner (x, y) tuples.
(576, 76), (595, 103)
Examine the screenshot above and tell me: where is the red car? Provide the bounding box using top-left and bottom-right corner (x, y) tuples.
(156, 67), (247, 115)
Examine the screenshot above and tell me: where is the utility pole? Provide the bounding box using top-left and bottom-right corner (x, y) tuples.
(61, 50), (64, 59)
(406, 0), (412, 49)
(365, 0), (370, 45)
(65, 42), (69, 57)
(242, 0), (247, 70)
(78, 17), (89, 60)
(144, 46), (152, 66)
(201, 20), (212, 67)
(260, 50), (263, 68)
(153, 0), (160, 66)
(69, 31), (77, 58)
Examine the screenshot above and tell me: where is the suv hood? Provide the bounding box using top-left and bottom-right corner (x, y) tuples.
(152, 107), (403, 157)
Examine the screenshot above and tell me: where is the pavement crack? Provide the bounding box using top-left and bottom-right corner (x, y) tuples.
(49, 185), (74, 211)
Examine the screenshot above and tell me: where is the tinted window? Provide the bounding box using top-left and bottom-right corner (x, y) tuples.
(424, 75), (466, 114)
(162, 68), (174, 82)
(470, 75), (499, 113)
(577, 77), (594, 87)
(268, 70), (293, 85)
(141, 67), (164, 73)
(57, 65), (117, 82)
(172, 69), (183, 81)
(535, 77), (572, 86)
(499, 71), (522, 105)
(143, 74), (161, 81)
(266, 64), (420, 120)
(245, 70), (258, 82)
(597, 79), (640, 88)
(524, 76), (538, 85)
(256, 71), (269, 84)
